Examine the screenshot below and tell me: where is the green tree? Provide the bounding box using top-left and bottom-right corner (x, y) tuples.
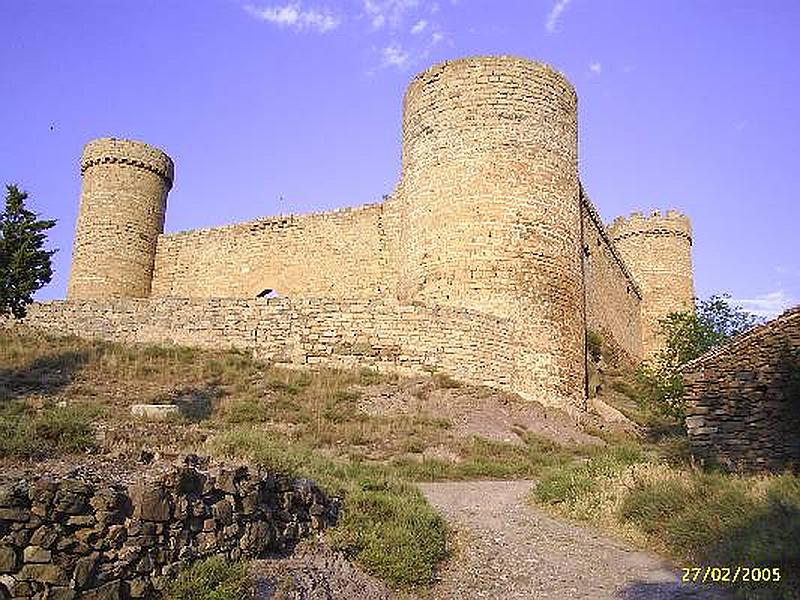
(0, 184), (57, 319)
(637, 295), (761, 421)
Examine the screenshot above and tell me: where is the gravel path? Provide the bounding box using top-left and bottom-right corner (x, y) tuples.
(252, 542), (393, 600)
(417, 480), (731, 600)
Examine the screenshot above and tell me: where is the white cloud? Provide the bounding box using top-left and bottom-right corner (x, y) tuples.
(545, 0), (572, 33)
(731, 290), (796, 319)
(589, 62), (602, 74)
(244, 3), (341, 33)
(410, 18), (428, 34)
(381, 43), (411, 68)
(363, 0), (420, 30)
(431, 30), (444, 44)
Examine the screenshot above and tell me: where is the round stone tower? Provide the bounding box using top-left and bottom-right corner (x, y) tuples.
(396, 56), (584, 409)
(67, 138), (174, 300)
(607, 210), (695, 356)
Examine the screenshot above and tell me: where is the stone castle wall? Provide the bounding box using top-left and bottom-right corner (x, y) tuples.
(151, 201), (399, 301)
(580, 192), (643, 359)
(16, 298), (517, 391)
(55, 55), (697, 411)
(683, 306), (800, 472)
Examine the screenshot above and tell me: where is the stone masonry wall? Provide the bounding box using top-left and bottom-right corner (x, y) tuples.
(580, 192), (642, 359)
(151, 201), (399, 301)
(17, 297), (517, 391)
(683, 306), (800, 472)
(0, 459), (337, 599)
(607, 210), (695, 357)
(68, 139), (174, 301)
(393, 56), (585, 409)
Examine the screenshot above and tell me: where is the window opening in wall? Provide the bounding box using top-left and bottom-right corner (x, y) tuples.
(257, 288), (280, 299)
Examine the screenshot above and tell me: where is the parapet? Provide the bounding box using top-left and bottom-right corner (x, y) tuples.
(81, 138), (175, 189)
(607, 209), (692, 245)
(405, 54), (575, 99)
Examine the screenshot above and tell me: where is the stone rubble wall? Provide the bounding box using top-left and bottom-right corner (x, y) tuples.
(580, 192), (642, 359)
(683, 306), (800, 471)
(0, 460), (338, 599)
(16, 297), (517, 392)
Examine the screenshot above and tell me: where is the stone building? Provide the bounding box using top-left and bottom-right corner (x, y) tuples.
(683, 306), (800, 471)
(24, 55), (696, 413)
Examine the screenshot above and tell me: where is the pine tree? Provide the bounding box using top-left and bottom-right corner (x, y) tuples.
(0, 184), (57, 318)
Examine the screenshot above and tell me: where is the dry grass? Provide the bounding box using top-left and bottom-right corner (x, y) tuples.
(1, 327), (598, 467)
(533, 448), (800, 599)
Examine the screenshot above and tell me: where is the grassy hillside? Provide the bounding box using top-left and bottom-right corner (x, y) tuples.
(0, 328), (595, 589)
(4, 327), (796, 598)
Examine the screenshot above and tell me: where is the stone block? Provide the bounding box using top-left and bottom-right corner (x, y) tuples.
(72, 552), (99, 590)
(131, 486), (172, 522)
(129, 404), (180, 421)
(17, 563), (68, 585)
(81, 579), (123, 600)
(22, 546), (50, 564)
(0, 547), (17, 574)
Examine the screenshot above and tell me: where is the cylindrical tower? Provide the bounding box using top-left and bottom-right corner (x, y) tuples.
(396, 56), (584, 409)
(67, 138), (174, 300)
(607, 210), (695, 357)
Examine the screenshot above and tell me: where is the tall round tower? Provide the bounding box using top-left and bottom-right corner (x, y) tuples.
(396, 56), (584, 409)
(67, 138), (174, 300)
(607, 210), (695, 356)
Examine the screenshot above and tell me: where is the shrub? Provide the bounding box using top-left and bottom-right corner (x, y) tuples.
(534, 444), (800, 600)
(432, 372), (461, 389)
(534, 443), (647, 507)
(586, 329), (603, 362)
(0, 403), (98, 458)
(637, 295), (760, 422)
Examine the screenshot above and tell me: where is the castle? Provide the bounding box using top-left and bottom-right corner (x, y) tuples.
(31, 56), (695, 413)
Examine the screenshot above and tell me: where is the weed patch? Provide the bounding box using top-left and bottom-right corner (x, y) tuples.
(0, 402), (99, 458)
(533, 444), (800, 599)
(164, 555), (250, 600)
(211, 430), (447, 587)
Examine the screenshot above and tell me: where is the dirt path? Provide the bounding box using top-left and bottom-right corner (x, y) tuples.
(417, 480), (731, 600)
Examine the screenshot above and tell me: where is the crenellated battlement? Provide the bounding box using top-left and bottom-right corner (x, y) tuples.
(81, 138), (175, 188)
(607, 209), (692, 245)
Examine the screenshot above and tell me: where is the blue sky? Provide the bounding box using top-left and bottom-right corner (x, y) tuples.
(2, 0), (799, 317)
